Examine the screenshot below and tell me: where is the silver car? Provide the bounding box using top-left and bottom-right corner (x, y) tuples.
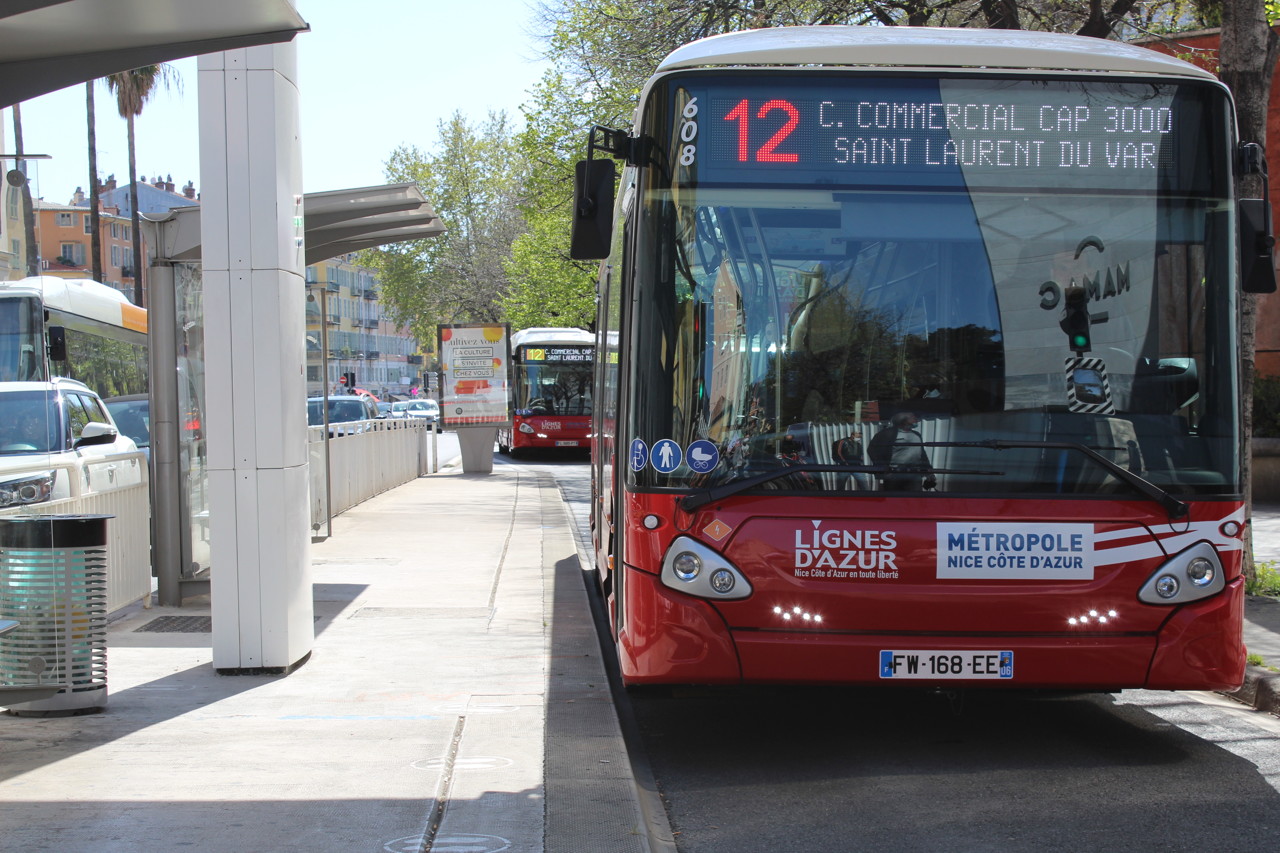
(390, 399), (439, 429)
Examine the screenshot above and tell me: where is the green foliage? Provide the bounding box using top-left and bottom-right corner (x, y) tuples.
(364, 112), (527, 344)
(382, 2), (1230, 330)
(1256, 376), (1280, 438)
(1249, 561), (1280, 596)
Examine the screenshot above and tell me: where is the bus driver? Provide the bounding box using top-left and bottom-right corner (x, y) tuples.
(868, 412), (936, 491)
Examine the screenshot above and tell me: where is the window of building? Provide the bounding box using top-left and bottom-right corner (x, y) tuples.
(59, 242), (86, 265)
(84, 214), (93, 235)
(111, 245), (121, 267)
(57, 212), (73, 227)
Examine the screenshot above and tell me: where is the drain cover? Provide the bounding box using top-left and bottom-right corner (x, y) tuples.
(134, 616), (213, 633)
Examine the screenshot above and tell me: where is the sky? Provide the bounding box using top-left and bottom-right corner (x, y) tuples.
(7, 0), (552, 205)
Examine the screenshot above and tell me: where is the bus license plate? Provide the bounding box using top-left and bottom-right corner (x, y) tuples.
(879, 650), (1013, 679)
(555, 440), (579, 447)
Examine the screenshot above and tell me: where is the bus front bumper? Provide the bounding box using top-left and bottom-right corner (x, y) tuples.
(617, 568), (1245, 691)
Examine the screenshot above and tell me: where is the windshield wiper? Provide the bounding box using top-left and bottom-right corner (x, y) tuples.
(677, 439), (1188, 520)
(678, 464), (1001, 512)
(924, 439), (1188, 519)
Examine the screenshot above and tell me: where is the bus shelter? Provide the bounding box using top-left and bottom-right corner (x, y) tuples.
(140, 185), (444, 606)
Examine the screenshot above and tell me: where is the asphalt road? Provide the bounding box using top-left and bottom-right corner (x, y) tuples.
(512, 455), (1280, 853)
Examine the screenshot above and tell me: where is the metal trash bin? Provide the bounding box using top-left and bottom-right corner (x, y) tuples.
(0, 515), (111, 714)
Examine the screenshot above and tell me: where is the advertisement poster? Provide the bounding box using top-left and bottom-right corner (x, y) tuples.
(437, 323), (512, 427)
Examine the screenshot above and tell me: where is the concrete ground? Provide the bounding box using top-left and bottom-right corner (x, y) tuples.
(0, 468), (657, 853)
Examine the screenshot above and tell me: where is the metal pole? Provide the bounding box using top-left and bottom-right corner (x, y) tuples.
(149, 259), (182, 606)
(320, 287), (333, 537)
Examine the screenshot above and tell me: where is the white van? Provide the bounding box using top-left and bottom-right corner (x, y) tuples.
(0, 377), (143, 507)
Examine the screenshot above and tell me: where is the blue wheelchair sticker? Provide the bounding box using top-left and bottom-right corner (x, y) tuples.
(629, 438), (649, 472)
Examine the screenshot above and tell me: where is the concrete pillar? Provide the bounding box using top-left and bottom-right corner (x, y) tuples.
(199, 40), (312, 673)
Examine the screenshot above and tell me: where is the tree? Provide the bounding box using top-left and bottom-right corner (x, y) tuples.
(10, 104), (39, 276)
(364, 112), (527, 344)
(505, 71), (612, 330)
(106, 64), (179, 307)
(87, 82), (103, 283)
(513, 1), (1184, 328)
(1220, 0), (1280, 581)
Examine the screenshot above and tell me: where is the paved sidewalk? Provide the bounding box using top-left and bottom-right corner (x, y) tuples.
(0, 468), (651, 853)
(1237, 503), (1280, 715)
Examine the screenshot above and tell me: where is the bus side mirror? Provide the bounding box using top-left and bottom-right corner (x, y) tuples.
(47, 325), (66, 362)
(1239, 199), (1277, 294)
(570, 158), (616, 261)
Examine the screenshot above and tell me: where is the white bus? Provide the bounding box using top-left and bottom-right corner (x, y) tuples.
(0, 276), (148, 397)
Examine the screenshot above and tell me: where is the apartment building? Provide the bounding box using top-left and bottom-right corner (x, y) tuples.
(305, 254), (424, 399)
(1, 173), (26, 281)
(32, 197), (137, 296)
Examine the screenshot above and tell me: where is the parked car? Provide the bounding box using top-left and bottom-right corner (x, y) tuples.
(104, 394), (151, 460)
(390, 399), (440, 430)
(0, 377), (143, 508)
(306, 394), (382, 437)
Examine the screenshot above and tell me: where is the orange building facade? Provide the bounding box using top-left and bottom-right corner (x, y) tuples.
(32, 198), (139, 300)
(1136, 28), (1280, 377)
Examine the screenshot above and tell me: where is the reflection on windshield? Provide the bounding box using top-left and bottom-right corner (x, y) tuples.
(628, 183), (1235, 497)
(0, 391), (58, 454)
(518, 364), (593, 416)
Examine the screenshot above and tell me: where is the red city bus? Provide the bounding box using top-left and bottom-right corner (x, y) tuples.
(497, 328), (594, 457)
(572, 26), (1277, 690)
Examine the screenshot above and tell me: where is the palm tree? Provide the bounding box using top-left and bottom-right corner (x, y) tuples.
(87, 82), (104, 283)
(106, 64), (178, 307)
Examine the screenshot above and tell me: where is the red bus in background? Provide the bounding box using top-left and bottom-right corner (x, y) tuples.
(571, 27), (1276, 691)
(497, 328), (594, 458)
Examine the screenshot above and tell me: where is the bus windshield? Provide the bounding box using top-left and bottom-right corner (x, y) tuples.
(627, 73), (1238, 497)
(516, 346), (593, 416)
(0, 294), (46, 383)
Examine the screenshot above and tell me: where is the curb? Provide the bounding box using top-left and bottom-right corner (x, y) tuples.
(1219, 665), (1280, 716)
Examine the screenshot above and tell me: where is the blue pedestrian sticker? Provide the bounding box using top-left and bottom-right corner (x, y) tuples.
(686, 440), (719, 474)
(629, 438), (649, 472)
(651, 439), (683, 474)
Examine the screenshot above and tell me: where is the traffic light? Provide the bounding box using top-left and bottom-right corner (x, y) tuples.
(344, 371), (357, 391)
(1059, 285), (1092, 353)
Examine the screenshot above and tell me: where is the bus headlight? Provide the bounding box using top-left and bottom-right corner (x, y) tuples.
(1186, 557), (1215, 587)
(709, 569), (736, 594)
(660, 536), (751, 601)
(518, 423), (536, 434)
(0, 471), (56, 507)
(1138, 541), (1224, 605)
(672, 551), (701, 581)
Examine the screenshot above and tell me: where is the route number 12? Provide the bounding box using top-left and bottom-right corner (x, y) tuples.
(723, 98), (800, 163)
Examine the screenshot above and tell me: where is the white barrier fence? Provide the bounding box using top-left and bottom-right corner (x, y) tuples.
(1, 423), (432, 617)
(0, 451), (152, 614)
(307, 417), (434, 528)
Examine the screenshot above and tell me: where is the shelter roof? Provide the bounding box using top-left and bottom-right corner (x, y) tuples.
(141, 182), (444, 264)
(0, 0), (308, 108)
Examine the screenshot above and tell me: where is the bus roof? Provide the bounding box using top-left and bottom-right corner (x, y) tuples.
(511, 327), (594, 348)
(655, 25), (1218, 82)
(0, 275), (147, 334)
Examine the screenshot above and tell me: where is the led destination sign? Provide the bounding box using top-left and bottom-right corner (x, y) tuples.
(521, 345), (593, 363)
(672, 77), (1214, 191)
